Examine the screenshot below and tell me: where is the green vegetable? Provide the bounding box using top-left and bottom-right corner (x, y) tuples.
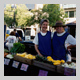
(4, 49), (9, 53)
(10, 42), (25, 53)
(36, 55), (53, 65)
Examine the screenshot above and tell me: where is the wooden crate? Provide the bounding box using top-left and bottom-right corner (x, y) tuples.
(13, 55), (33, 65)
(64, 67), (76, 76)
(33, 60), (56, 72)
(57, 62), (76, 76)
(57, 65), (64, 74)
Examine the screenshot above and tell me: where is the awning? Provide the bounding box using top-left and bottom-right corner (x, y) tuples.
(66, 21), (76, 26)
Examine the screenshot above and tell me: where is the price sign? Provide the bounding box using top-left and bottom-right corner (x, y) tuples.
(20, 63), (29, 71)
(4, 58), (10, 65)
(38, 70), (48, 76)
(64, 67), (76, 76)
(12, 61), (19, 68)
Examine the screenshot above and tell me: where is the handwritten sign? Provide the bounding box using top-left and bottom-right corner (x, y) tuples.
(20, 63), (29, 71)
(38, 70), (48, 76)
(64, 67), (76, 76)
(4, 58), (10, 65)
(12, 61), (19, 68)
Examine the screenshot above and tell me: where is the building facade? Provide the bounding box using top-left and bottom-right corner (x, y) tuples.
(26, 4), (76, 24)
(60, 4), (76, 24)
(26, 4), (43, 10)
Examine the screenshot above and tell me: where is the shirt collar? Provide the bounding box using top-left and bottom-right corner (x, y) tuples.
(57, 31), (66, 36)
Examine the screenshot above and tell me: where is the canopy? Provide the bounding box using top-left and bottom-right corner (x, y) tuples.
(66, 21), (76, 26)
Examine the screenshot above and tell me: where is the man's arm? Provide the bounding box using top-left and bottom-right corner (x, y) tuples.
(34, 44), (43, 57)
(19, 37), (22, 41)
(65, 34), (76, 50)
(67, 45), (76, 49)
(16, 33), (22, 41)
(33, 33), (43, 57)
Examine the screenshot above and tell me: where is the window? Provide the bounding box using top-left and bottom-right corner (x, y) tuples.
(17, 30), (23, 38)
(74, 11), (76, 17)
(25, 30), (31, 36)
(65, 11), (76, 18)
(69, 11), (74, 17)
(6, 30), (10, 34)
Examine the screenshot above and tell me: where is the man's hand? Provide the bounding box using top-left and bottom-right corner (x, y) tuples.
(35, 44), (43, 57)
(19, 37), (22, 41)
(38, 53), (43, 57)
(67, 45), (76, 49)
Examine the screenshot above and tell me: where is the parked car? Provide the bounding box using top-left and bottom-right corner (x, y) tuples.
(6, 27), (25, 40)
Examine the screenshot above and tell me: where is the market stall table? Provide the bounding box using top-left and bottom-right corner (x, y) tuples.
(4, 57), (76, 76)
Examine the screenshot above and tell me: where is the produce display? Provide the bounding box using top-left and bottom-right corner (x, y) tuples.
(6, 34), (9, 38)
(61, 62), (76, 69)
(4, 49), (9, 57)
(4, 52), (8, 57)
(10, 42), (25, 53)
(35, 55), (53, 65)
(15, 54), (69, 67)
(4, 50), (76, 69)
(6, 54), (13, 59)
(47, 56), (76, 69)
(4, 46), (76, 70)
(35, 55), (65, 65)
(47, 56), (65, 65)
(16, 52), (36, 59)
(4, 50), (76, 76)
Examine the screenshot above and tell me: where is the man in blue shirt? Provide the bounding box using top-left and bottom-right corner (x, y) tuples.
(14, 29), (22, 41)
(33, 19), (52, 57)
(52, 21), (76, 61)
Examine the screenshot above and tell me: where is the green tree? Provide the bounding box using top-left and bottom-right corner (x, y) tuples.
(4, 4), (15, 27)
(28, 4), (68, 27)
(27, 8), (49, 26)
(4, 4), (32, 28)
(42, 4), (68, 26)
(16, 4), (32, 28)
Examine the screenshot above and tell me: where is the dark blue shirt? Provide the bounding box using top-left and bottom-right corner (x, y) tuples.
(52, 32), (69, 61)
(15, 33), (20, 37)
(38, 31), (52, 57)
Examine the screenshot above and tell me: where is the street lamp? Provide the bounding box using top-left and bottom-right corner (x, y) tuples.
(11, 4), (16, 28)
